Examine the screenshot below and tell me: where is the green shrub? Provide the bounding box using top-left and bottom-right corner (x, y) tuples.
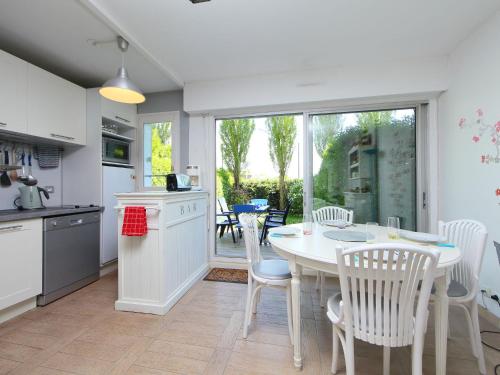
(216, 173), (304, 215)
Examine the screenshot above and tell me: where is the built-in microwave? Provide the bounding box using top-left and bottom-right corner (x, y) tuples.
(102, 136), (131, 166)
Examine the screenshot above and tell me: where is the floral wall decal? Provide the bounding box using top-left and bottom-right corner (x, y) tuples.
(458, 109), (500, 164)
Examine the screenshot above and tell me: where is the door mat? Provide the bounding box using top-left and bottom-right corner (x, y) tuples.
(204, 268), (248, 284)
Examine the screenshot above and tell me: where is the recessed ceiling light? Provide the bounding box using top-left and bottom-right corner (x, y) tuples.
(189, 0), (211, 3)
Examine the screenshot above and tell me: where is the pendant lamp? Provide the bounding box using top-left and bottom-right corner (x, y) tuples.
(99, 36), (145, 104)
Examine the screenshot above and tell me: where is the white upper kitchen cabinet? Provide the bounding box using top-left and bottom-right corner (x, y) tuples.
(27, 64), (86, 145)
(0, 50), (28, 134)
(101, 97), (137, 128)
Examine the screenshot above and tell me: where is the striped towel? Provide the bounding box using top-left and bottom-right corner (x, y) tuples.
(35, 145), (61, 168)
(121, 206), (148, 236)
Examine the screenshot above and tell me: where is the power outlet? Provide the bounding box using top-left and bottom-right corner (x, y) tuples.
(44, 186), (55, 194)
(483, 288), (493, 298)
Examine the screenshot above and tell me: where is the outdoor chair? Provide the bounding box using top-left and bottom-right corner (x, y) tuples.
(216, 200), (238, 243)
(259, 199), (292, 245)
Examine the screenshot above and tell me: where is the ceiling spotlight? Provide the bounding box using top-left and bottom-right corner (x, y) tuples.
(99, 36), (145, 104)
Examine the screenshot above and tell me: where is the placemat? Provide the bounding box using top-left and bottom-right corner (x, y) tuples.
(323, 230), (374, 242)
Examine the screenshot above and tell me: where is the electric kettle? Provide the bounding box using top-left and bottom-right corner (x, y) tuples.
(14, 186), (50, 210)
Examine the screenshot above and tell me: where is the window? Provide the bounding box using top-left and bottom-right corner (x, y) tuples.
(138, 111), (180, 190)
(310, 108), (417, 230)
(143, 121), (172, 187)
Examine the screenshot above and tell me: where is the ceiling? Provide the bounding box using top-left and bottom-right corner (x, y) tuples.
(1, 0), (499, 93)
(0, 0), (179, 93)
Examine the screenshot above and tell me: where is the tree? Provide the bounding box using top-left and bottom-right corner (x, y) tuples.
(151, 125), (172, 186)
(312, 114), (345, 157)
(155, 121), (171, 144)
(266, 115), (297, 209)
(219, 118), (255, 190)
(357, 111), (392, 130)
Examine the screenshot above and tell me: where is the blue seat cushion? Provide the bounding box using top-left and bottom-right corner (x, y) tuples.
(252, 260), (291, 280)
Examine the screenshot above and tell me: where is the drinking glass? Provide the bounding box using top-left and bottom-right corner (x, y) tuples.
(365, 222), (378, 243)
(387, 217), (400, 239)
(303, 213), (313, 235)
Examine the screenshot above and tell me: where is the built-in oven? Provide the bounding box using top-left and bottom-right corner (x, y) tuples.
(102, 136), (131, 166)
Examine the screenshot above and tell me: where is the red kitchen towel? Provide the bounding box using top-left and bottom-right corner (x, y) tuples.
(121, 206), (148, 236)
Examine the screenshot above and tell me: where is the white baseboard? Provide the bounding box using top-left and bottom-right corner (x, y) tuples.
(100, 260), (118, 276)
(0, 297), (36, 324)
(209, 259), (247, 269)
(115, 264), (209, 315)
(478, 304), (500, 329)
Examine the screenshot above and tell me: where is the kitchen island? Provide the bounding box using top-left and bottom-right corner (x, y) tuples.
(114, 191), (208, 315)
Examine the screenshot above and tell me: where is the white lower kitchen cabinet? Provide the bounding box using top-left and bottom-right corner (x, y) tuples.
(114, 191), (208, 315)
(0, 219), (42, 311)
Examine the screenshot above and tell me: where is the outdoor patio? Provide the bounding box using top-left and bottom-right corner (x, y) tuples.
(216, 230), (282, 259)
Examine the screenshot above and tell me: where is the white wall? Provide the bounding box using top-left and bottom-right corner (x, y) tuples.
(184, 57), (448, 114)
(438, 11), (500, 316)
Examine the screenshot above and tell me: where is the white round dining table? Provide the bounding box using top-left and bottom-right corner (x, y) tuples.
(268, 223), (462, 374)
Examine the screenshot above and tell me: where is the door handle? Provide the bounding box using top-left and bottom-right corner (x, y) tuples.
(0, 122), (6, 127)
(70, 219), (83, 226)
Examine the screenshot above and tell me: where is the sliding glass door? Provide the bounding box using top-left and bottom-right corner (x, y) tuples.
(214, 114), (303, 258)
(309, 108), (417, 230)
(212, 106), (421, 260)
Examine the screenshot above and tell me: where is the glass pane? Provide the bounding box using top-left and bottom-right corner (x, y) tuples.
(311, 109), (416, 230)
(215, 114), (303, 257)
(143, 121), (172, 187)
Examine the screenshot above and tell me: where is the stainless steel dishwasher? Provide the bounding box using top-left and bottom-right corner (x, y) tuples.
(37, 211), (100, 306)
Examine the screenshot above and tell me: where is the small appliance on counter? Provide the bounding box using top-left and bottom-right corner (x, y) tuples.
(166, 173), (192, 191)
(186, 165), (201, 190)
(14, 185), (50, 209)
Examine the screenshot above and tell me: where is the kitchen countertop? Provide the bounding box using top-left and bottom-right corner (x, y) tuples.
(0, 205), (103, 223)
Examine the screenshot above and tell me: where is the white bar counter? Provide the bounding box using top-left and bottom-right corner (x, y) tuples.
(114, 191), (209, 315)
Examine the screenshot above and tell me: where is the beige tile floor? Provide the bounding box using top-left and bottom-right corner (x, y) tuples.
(0, 272), (499, 375)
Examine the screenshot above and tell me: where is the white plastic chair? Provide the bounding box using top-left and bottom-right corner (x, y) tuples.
(328, 243), (440, 375)
(239, 213), (293, 342)
(312, 206), (354, 307)
(437, 219), (488, 374)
